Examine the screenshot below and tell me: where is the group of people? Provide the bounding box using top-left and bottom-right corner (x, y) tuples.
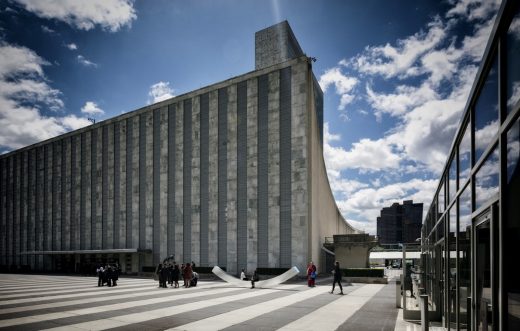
(156, 261), (199, 288)
(96, 264), (120, 287)
(306, 260), (344, 294)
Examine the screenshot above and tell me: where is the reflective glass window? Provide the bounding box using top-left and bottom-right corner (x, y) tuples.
(449, 157), (457, 204)
(506, 117), (520, 330)
(475, 145), (499, 210)
(438, 181), (445, 215)
(507, 8), (520, 115)
(458, 185), (471, 330)
(507, 117), (520, 183)
(449, 206), (457, 327)
(459, 124), (471, 185)
(474, 55), (499, 163)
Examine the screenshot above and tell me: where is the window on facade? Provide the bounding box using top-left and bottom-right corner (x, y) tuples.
(449, 157), (457, 204)
(449, 206), (457, 327)
(458, 184), (471, 330)
(459, 124), (471, 185)
(507, 8), (520, 116)
(438, 181), (445, 215)
(475, 145), (499, 211)
(506, 116), (520, 330)
(474, 55), (499, 164)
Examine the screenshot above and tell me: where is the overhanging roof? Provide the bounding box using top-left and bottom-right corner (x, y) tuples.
(19, 249), (151, 255)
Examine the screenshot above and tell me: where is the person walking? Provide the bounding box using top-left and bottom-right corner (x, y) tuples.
(307, 262), (317, 287)
(330, 261), (343, 294)
(251, 269), (258, 289)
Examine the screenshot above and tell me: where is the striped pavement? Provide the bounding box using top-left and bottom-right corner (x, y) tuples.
(0, 273), (399, 331)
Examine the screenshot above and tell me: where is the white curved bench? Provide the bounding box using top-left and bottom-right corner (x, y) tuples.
(211, 266), (300, 288)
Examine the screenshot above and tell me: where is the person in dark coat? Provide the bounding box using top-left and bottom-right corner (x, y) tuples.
(106, 266), (113, 287)
(160, 264), (169, 288)
(111, 265), (119, 286)
(251, 269), (259, 289)
(330, 261), (343, 294)
(167, 263), (174, 286)
(156, 264), (164, 288)
(172, 263), (180, 288)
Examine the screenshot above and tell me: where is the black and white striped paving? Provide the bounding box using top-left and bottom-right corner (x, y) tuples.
(0, 274), (399, 331)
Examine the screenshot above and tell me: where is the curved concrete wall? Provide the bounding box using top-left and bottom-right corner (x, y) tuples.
(306, 68), (361, 272)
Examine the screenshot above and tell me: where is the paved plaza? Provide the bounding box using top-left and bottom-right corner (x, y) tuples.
(0, 273), (417, 331)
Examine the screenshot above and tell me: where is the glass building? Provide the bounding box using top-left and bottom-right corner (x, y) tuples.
(421, 0), (520, 330)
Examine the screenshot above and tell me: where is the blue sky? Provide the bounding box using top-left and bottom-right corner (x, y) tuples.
(0, 0), (501, 234)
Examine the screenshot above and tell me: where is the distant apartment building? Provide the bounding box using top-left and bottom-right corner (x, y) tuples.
(376, 200), (423, 244)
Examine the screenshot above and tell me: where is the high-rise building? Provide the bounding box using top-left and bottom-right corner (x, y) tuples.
(0, 21), (359, 275)
(376, 200), (423, 244)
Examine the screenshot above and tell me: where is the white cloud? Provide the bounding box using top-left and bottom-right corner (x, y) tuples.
(366, 82), (438, 118)
(318, 67), (357, 111)
(352, 17), (446, 78)
(324, 123), (402, 173)
(40, 25), (55, 34)
(0, 43), (89, 151)
(81, 101), (104, 115)
(148, 81), (175, 104)
(13, 0), (137, 32)
(336, 178), (438, 235)
(60, 114), (91, 130)
(446, 0), (501, 21)
(66, 43), (77, 50)
(77, 55), (97, 67)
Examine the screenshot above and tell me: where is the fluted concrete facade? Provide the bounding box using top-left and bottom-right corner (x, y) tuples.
(0, 21), (359, 275)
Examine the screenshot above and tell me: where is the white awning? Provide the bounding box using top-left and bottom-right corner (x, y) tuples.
(369, 251), (421, 259)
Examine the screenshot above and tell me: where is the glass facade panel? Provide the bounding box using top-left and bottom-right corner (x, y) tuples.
(507, 7), (520, 115)
(475, 145), (499, 211)
(458, 185), (471, 330)
(474, 55), (499, 163)
(438, 182), (445, 215)
(506, 117), (520, 329)
(459, 124), (471, 185)
(448, 157), (457, 204)
(448, 206), (457, 327)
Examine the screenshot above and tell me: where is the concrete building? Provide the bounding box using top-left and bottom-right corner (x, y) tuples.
(376, 200), (423, 245)
(0, 21), (359, 275)
(419, 0), (520, 329)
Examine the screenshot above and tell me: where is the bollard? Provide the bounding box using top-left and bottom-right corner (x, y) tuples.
(420, 294), (429, 331)
(396, 277), (401, 308)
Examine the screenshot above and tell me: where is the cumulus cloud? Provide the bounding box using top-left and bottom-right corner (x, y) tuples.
(352, 17), (446, 78)
(13, 0), (137, 32)
(65, 43), (77, 50)
(318, 67), (357, 111)
(148, 81), (175, 104)
(77, 55), (97, 67)
(81, 101), (104, 115)
(446, 0), (501, 21)
(323, 123), (401, 173)
(0, 43), (89, 151)
(40, 25), (56, 34)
